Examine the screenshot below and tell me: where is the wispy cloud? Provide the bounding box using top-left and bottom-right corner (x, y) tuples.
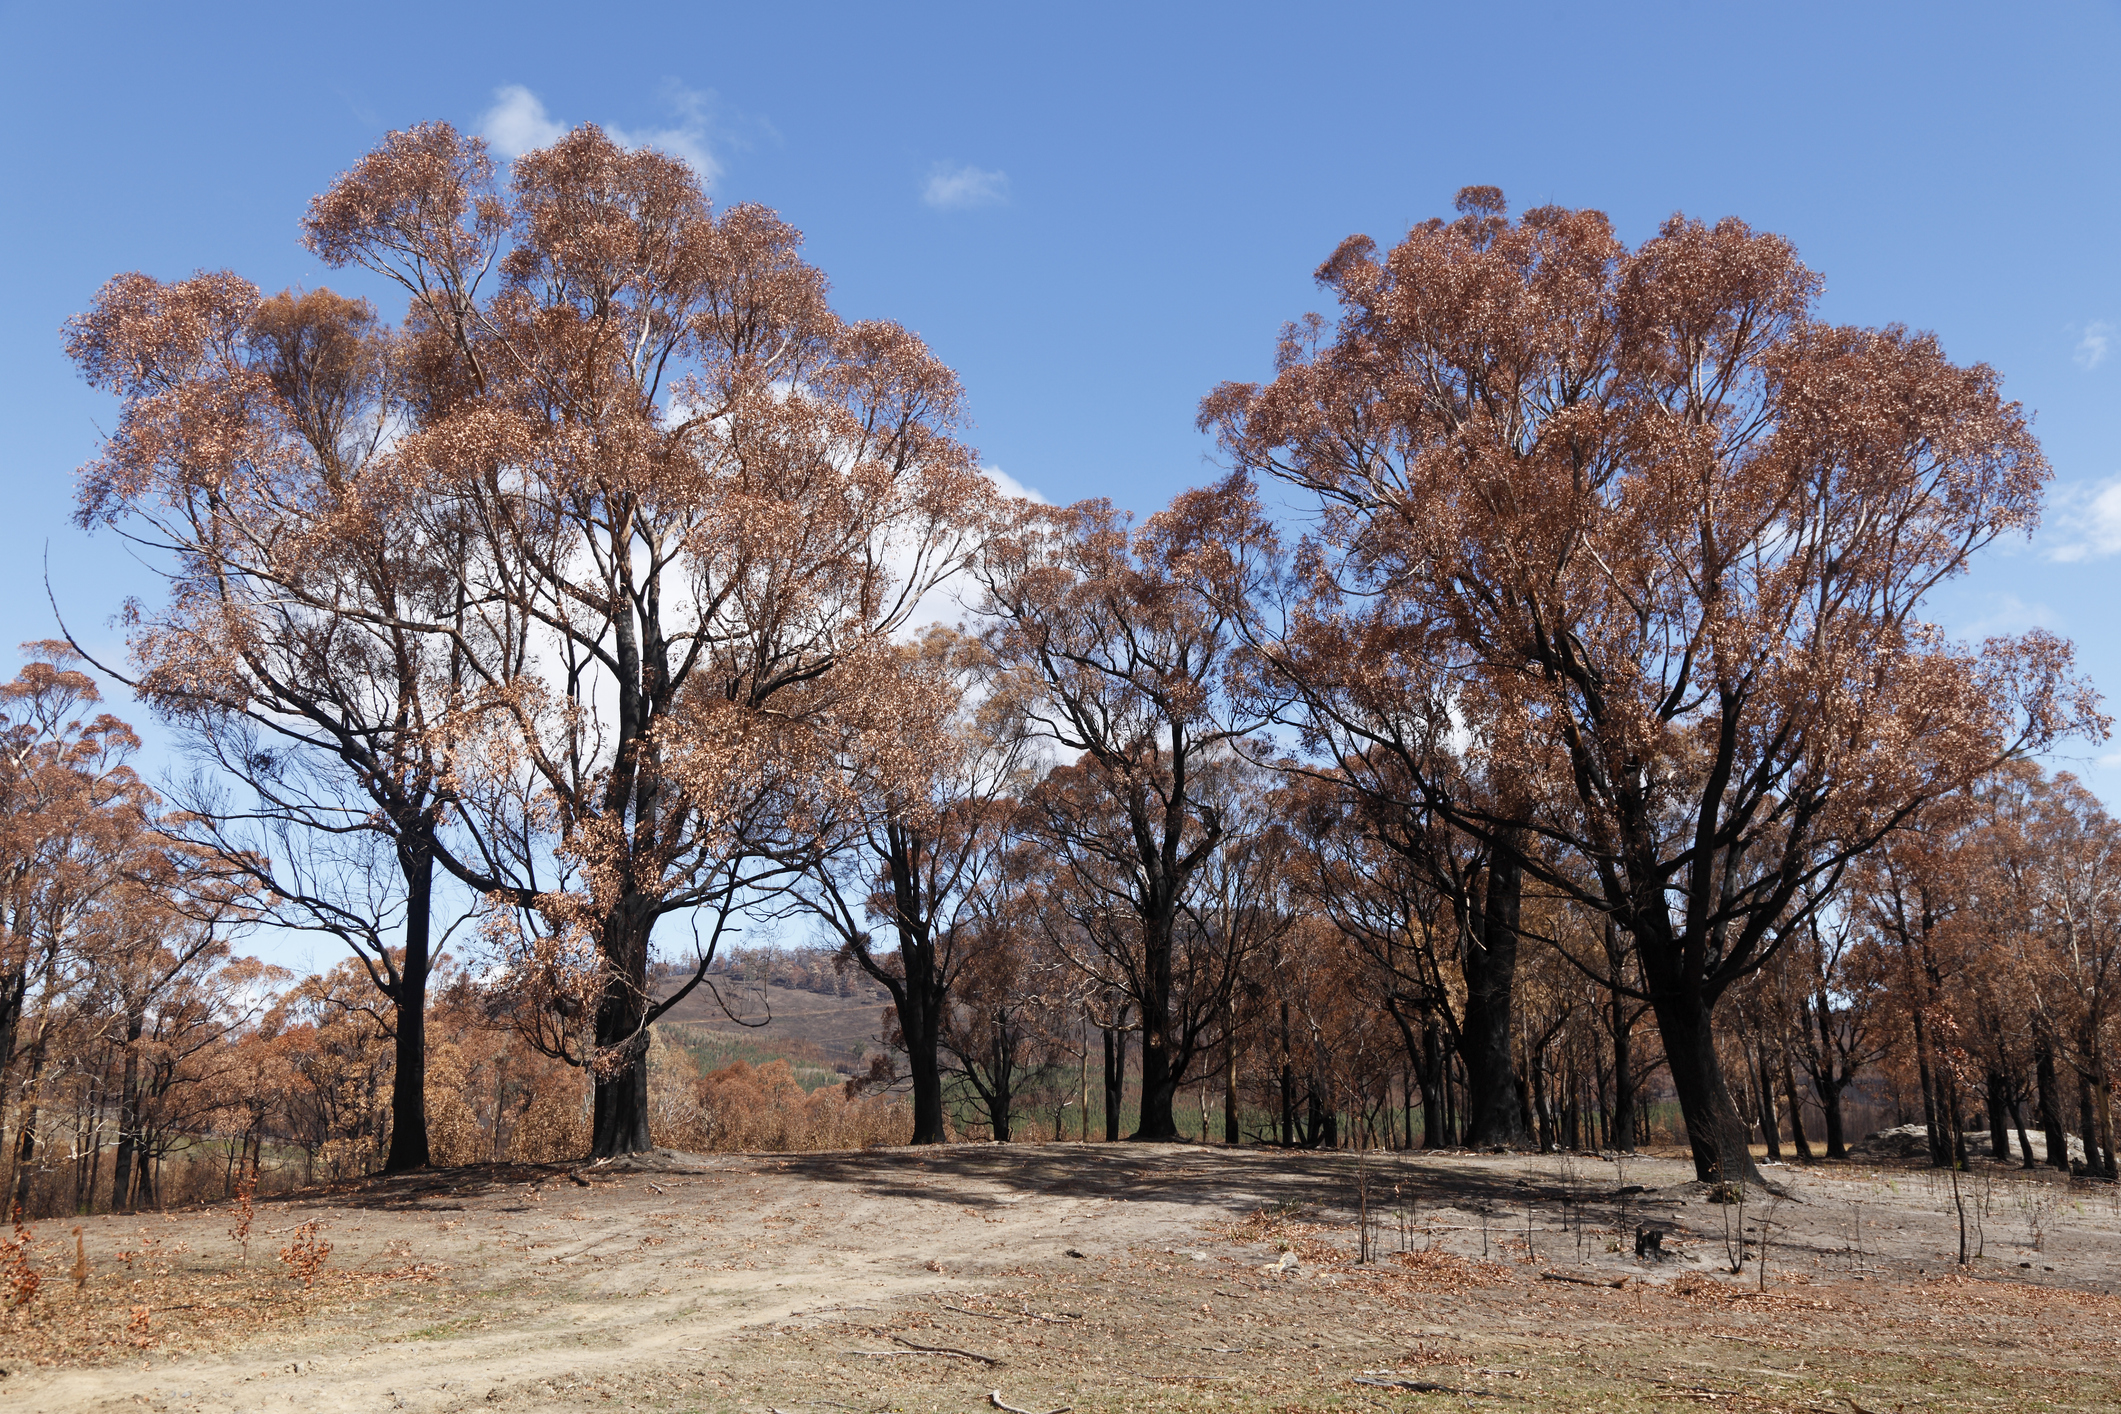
(478, 83), (722, 185)
(1955, 593), (2062, 638)
(607, 83), (722, 186)
(923, 162), (1009, 211)
(480, 85), (565, 162)
(982, 465), (1049, 505)
(2074, 319), (2113, 371)
(2043, 476), (2121, 563)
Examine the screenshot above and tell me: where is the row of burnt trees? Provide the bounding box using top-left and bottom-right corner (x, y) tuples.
(896, 748), (2121, 1180)
(57, 111), (2106, 1185)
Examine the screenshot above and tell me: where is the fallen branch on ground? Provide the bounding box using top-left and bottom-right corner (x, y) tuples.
(893, 1335), (999, 1364)
(1353, 1376), (1515, 1399)
(990, 1393), (1072, 1414)
(1540, 1269), (1629, 1289)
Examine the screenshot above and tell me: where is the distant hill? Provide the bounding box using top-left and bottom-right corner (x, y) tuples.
(652, 975), (891, 1081)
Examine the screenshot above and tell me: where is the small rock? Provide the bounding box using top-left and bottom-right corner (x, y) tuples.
(1063, 1248), (1086, 1258)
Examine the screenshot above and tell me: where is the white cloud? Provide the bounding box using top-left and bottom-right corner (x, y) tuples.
(923, 162), (1009, 211)
(2042, 476), (2121, 563)
(2074, 320), (2113, 371)
(478, 83), (722, 186)
(981, 465), (1049, 505)
(480, 85), (565, 161)
(2098, 751), (2121, 771)
(607, 84), (722, 186)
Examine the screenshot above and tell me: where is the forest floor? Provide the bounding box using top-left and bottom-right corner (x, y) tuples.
(7, 1143), (2121, 1413)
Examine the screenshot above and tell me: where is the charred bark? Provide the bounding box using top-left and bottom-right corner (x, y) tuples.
(382, 834), (435, 1171)
(1652, 989), (1759, 1185)
(1103, 1013), (1128, 1142)
(110, 1008), (146, 1209)
(1458, 843), (1529, 1148)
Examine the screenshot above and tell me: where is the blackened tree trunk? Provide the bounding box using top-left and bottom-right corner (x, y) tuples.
(1458, 845), (1529, 1147)
(2008, 1093), (2036, 1171)
(590, 898), (655, 1158)
(1278, 1000), (1295, 1146)
(1610, 993), (1637, 1154)
(984, 1025), (1015, 1142)
(1653, 989), (1757, 1185)
(383, 835), (435, 1171)
(1132, 914), (1183, 1141)
(2077, 1074), (2099, 1176)
(8, 1040), (46, 1219)
(1104, 1014), (1128, 1142)
(1986, 1071), (2012, 1162)
(110, 1008), (146, 1209)
(831, 820), (961, 1147)
(906, 1029), (945, 1144)
(1422, 1022), (1447, 1149)
(2035, 1032), (2070, 1173)
(1754, 1042), (1783, 1163)
(1812, 988), (1852, 1159)
(1781, 1045), (1814, 1163)
(2095, 1068), (2119, 1181)
(870, 931), (946, 1145)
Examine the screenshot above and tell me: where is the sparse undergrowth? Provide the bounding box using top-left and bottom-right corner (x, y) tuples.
(5, 1146), (2120, 1414)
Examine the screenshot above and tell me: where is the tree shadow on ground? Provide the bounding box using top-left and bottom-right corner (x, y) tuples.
(277, 1143), (1700, 1230)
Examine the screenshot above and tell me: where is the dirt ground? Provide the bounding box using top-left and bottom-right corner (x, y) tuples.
(7, 1144), (2121, 1413)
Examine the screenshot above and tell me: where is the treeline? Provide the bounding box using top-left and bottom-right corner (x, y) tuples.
(666, 946), (886, 1001)
(9, 121), (2110, 1208)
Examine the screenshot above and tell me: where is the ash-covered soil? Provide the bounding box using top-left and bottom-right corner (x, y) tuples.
(9, 1145), (2121, 1412)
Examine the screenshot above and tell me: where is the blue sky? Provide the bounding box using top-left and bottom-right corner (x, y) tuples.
(4, 0), (2118, 821)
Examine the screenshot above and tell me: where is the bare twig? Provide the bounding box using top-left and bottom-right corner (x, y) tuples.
(852, 1335), (1000, 1364)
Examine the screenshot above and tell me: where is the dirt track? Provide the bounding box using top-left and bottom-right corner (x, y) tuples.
(8, 1145), (2121, 1412)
